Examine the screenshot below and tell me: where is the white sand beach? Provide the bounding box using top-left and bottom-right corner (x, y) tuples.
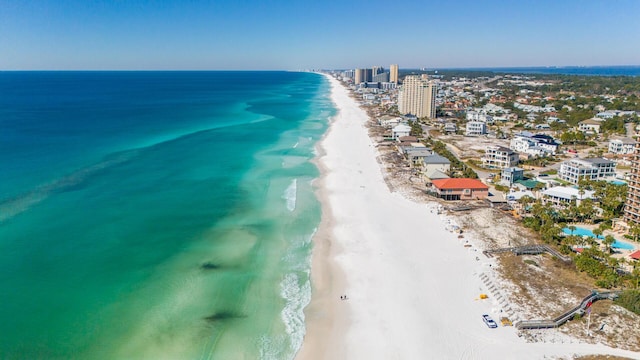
(296, 74), (640, 360)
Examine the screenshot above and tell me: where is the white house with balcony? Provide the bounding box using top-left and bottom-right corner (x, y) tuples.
(392, 124), (411, 139)
(466, 111), (494, 124)
(482, 146), (519, 169)
(510, 131), (560, 157)
(578, 118), (602, 134)
(608, 138), (637, 155)
(558, 158), (616, 184)
(541, 186), (595, 207)
(465, 121), (487, 136)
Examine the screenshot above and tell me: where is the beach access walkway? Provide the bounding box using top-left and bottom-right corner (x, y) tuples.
(483, 244), (571, 263)
(515, 291), (622, 330)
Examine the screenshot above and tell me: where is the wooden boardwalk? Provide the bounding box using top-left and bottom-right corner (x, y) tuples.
(483, 244), (571, 263)
(515, 291), (621, 330)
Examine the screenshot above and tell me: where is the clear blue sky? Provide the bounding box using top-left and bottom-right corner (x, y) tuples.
(1, 0), (639, 70)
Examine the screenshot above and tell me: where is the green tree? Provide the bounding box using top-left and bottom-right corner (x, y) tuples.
(603, 235), (616, 254)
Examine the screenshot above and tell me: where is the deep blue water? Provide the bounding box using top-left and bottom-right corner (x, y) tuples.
(0, 71), (333, 359)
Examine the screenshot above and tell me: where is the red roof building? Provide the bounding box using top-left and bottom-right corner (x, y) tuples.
(430, 178), (489, 201)
(629, 250), (640, 261)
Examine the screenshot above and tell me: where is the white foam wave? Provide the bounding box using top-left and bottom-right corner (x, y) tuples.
(280, 272), (311, 357)
(283, 179), (297, 212)
(292, 142), (299, 149)
(281, 229), (316, 271)
(258, 334), (286, 360)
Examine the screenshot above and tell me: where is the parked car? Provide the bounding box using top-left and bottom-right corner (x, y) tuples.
(482, 314), (498, 328)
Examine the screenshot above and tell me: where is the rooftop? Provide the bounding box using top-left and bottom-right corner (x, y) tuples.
(422, 154), (451, 165)
(541, 186), (595, 200)
(432, 178), (489, 190)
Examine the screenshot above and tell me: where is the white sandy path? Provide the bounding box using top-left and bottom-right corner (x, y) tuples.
(297, 74), (640, 360)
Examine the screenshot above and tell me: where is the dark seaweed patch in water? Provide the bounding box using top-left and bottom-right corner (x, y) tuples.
(204, 311), (245, 323)
(200, 262), (221, 270)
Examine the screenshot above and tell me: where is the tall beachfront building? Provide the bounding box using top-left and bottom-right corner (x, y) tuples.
(623, 140), (640, 225)
(390, 64), (399, 84)
(354, 68), (373, 84)
(397, 75), (437, 119)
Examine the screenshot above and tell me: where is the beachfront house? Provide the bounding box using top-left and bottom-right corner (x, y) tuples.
(421, 154), (451, 174)
(430, 178), (489, 201)
(557, 158), (616, 184)
(403, 147), (434, 167)
(425, 168), (450, 181)
(379, 116), (403, 128)
(392, 124), (411, 140)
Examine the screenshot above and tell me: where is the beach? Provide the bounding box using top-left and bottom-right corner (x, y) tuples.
(296, 74), (640, 360)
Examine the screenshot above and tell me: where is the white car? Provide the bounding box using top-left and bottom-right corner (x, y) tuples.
(482, 314), (498, 328)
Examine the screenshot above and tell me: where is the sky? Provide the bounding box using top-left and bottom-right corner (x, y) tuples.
(1, 0), (639, 70)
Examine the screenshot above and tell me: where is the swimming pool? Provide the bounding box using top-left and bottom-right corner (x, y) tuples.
(562, 226), (636, 250)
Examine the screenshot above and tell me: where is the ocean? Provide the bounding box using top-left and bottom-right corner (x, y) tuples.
(0, 71), (333, 359)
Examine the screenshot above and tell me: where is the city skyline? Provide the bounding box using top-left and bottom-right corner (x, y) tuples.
(1, 0), (639, 70)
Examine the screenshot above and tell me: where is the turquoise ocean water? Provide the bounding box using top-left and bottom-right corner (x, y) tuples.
(0, 71), (333, 359)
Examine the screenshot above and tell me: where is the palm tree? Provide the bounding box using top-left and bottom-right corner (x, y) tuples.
(603, 235), (616, 254)
(593, 227), (603, 240)
(568, 225), (577, 235)
(630, 223), (640, 243)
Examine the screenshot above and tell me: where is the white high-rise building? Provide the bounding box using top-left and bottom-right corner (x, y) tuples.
(397, 75), (436, 119)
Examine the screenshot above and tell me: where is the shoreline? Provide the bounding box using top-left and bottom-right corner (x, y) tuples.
(296, 74), (640, 359)
(295, 76), (348, 359)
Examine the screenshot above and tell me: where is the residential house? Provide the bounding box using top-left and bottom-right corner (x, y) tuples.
(379, 116), (403, 128)
(578, 118), (602, 134)
(482, 146), (519, 169)
(608, 138), (637, 155)
(597, 110), (638, 119)
(430, 178), (489, 200)
(501, 167), (524, 186)
(466, 111), (494, 124)
(397, 135), (419, 144)
(425, 168), (450, 180)
(392, 124), (411, 139)
(558, 158), (616, 184)
(510, 131), (559, 157)
(465, 121), (487, 136)
(421, 154), (451, 174)
(540, 186), (595, 207)
(403, 147), (434, 167)
(444, 122), (457, 133)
